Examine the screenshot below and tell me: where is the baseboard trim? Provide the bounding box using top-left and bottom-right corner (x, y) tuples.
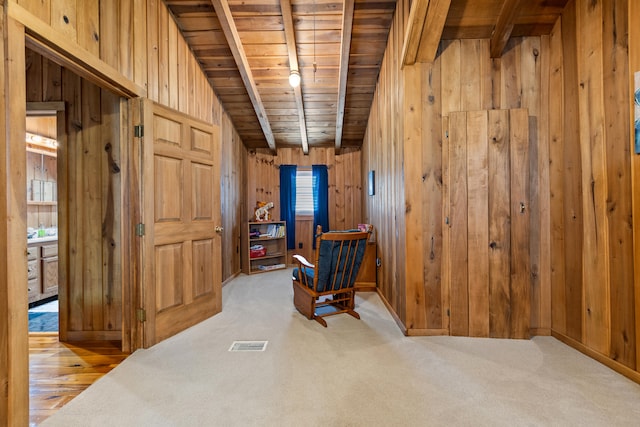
(375, 289), (408, 335)
(406, 328), (449, 336)
(530, 327), (551, 336)
(222, 271), (242, 287)
(65, 330), (121, 341)
(551, 331), (640, 385)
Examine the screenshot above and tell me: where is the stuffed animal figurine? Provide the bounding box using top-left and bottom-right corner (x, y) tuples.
(254, 201), (274, 221)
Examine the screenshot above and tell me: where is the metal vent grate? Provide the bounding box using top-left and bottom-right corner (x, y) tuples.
(228, 341), (268, 352)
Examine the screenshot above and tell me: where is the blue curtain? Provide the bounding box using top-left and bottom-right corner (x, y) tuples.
(312, 165), (329, 249)
(279, 165), (297, 250)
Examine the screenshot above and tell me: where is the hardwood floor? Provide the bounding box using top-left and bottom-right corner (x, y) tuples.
(29, 333), (128, 426)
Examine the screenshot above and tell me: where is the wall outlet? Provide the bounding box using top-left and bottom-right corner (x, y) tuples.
(298, 242), (303, 249)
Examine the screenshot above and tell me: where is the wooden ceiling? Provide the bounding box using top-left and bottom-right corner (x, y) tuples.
(164, 0), (569, 153)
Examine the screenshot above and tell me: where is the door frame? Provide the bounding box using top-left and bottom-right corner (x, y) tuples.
(2, 8), (143, 423)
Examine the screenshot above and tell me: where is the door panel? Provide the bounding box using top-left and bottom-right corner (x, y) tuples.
(447, 109), (530, 339)
(135, 98), (222, 348)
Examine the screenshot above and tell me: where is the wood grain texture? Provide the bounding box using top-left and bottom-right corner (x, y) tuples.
(509, 109), (530, 339)
(466, 110), (490, 337)
(1, 14), (30, 426)
(577, 0), (610, 355)
(488, 109), (511, 338)
(448, 111), (469, 336)
(548, 17), (567, 336)
(28, 335), (127, 425)
(403, 63), (426, 329)
(630, 0), (640, 372)
(602, 0), (635, 369)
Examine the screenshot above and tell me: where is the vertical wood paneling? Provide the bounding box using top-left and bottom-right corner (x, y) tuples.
(76, 0), (99, 56)
(448, 111), (469, 336)
(81, 79), (104, 331)
(630, 0), (640, 372)
(422, 58), (444, 330)
(560, 1), (584, 342)
(602, 0), (635, 369)
(50, 0), (77, 43)
(466, 110), (489, 337)
(509, 109), (531, 339)
(577, 0), (610, 355)
(549, 17), (567, 335)
(42, 56), (62, 101)
(157, 4), (170, 106)
(488, 109), (511, 338)
(146, 0), (159, 101)
(537, 34), (552, 334)
(132, 0), (147, 88)
(101, 89), (122, 332)
(119, 0), (133, 80)
(403, 63), (426, 329)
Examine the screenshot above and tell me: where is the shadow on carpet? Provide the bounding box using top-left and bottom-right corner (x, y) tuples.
(29, 311), (58, 332)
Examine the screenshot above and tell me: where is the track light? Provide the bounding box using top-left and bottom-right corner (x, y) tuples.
(289, 70), (301, 88)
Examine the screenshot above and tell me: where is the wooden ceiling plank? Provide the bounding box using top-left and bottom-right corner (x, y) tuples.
(280, 0), (309, 154)
(490, 0), (524, 58)
(210, 0), (276, 152)
(416, 0), (452, 63)
(401, 0), (430, 67)
(335, 0), (355, 153)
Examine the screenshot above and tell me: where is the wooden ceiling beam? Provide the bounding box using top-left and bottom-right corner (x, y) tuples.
(416, 0), (452, 63)
(490, 0), (523, 58)
(335, 0), (355, 153)
(401, 0), (430, 67)
(280, 0), (309, 155)
(210, 0), (276, 152)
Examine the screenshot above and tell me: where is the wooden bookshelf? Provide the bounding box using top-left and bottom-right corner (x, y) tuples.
(241, 221), (287, 274)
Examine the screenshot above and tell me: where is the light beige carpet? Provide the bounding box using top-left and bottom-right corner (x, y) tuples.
(43, 268), (640, 426)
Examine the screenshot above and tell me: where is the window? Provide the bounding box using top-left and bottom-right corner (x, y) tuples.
(295, 169), (313, 216)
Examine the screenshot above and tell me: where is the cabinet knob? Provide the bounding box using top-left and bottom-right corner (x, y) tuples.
(215, 226), (224, 233)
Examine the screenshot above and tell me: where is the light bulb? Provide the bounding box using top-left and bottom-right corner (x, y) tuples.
(289, 70), (301, 88)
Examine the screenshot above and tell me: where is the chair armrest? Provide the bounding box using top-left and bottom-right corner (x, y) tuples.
(293, 254), (314, 269)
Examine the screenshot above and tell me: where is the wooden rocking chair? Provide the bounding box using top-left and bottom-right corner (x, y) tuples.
(292, 226), (370, 327)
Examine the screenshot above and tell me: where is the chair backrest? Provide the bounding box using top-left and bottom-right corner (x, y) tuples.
(312, 226), (369, 292)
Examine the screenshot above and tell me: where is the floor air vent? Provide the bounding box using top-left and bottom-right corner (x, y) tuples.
(228, 341), (268, 352)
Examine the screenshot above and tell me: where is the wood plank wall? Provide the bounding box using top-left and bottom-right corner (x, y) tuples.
(363, 0), (551, 335)
(549, 0), (637, 375)
(245, 147), (362, 264)
(17, 0), (247, 335)
(26, 50), (123, 340)
(15, 0), (218, 125)
(362, 0), (407, 329)
(221, 111), (246, 283)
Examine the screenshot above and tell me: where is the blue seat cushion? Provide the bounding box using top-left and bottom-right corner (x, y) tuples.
(293, 237), (366, 292)
(293, 267), (315, 288)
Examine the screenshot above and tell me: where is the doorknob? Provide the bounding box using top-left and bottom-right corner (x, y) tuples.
(215, 226), (223, 233)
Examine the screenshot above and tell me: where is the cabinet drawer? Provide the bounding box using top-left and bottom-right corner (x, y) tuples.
(42, 257), (58, 294)
(27, 260), (38, 280)
(28, 278), (39, 296)
(27, 246), (38, 260)
(41, 244), (58, 258)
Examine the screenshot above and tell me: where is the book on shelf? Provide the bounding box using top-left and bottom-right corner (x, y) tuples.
(262, 224), (285, 238)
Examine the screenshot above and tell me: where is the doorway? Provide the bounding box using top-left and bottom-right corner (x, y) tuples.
(26, 108), (62, 333)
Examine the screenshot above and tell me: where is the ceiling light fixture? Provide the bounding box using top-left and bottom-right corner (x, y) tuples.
(289, 70), (301, 88)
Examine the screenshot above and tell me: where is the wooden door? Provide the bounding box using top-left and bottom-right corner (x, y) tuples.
(134, 98), (222, 348)
(447, 109), (530, 339)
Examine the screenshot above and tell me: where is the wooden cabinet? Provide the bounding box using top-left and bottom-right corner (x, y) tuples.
(241, 221), (287, 274)
(27, 239), (58, 304)
(354, 241), (377, 291)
